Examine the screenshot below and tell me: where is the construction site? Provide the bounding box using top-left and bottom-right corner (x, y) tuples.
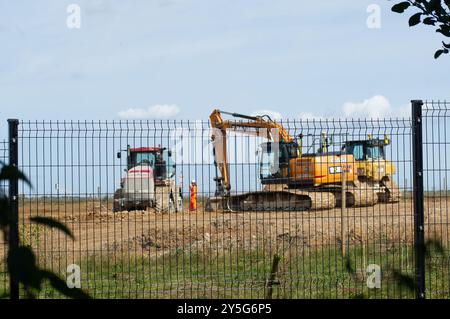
(1, 101), (449, 299)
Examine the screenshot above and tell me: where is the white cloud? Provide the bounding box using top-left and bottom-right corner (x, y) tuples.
(118, 104), (180, 119)
(251, 110), (283, 121)
(297, 95), (410, 120)
(342, 95), (405, 119)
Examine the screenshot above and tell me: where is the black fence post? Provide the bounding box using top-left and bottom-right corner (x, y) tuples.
(8, 119), (20, 299)
(411, 100), (426, 299)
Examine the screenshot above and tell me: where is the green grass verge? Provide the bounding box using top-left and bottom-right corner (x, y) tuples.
(1, 243), (449, 299)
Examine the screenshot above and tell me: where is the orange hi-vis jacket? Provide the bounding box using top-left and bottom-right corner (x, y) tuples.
(189, 184), (198, 211)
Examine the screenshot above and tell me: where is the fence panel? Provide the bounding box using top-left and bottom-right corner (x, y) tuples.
(422, 101), (450, 299)
(0, 139), (8, 296)
(8, 117), (418, 299)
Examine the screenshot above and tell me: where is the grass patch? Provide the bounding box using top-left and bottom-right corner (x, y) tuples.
(1, 243), (449, 299)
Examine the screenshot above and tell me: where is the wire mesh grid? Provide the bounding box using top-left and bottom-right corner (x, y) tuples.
(3, 115), (425, 299)
(0, 139), (8, 295)
(422, 101), (450, 299)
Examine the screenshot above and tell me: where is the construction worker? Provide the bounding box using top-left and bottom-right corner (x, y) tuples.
(189, 180), (198, 211)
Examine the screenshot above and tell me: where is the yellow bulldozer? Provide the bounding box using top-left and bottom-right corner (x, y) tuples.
(206, 109), (400, 212)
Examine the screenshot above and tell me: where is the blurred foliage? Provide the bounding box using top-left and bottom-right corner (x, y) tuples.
(0, 161), (90, 299)
(391, 0), (450, 58)
(342, 238), (449, 297)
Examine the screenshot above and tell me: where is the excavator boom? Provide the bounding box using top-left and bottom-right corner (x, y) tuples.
(210, 109), (293, 196)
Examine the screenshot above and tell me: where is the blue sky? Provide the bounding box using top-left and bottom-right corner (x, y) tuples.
(0, 0), (449, 128)
(1, 0), (448, 195)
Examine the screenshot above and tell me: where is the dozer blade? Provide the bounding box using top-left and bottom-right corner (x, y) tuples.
(379, 179), (401, 203)
(342, 180), (378, 207)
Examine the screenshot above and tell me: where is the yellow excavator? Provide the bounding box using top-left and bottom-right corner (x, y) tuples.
(206, 109), (399, 212)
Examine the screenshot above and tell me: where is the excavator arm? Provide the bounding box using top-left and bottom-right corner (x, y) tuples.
(209, 109), (293, 196)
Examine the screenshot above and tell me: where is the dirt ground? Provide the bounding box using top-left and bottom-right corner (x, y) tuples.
(1, 197), (449, 266)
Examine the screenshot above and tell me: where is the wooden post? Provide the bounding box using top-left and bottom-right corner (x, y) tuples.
(341, 168), (347, 256)
(266, 254), (281, 299)
(362, 240), (366, 270)
(405, 178), (408, 198)
(406, 245), (409, 269)
(401, 245), (404, 271)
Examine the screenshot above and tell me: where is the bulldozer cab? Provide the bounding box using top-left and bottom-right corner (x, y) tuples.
(259, 141), (299, 183)
(344, 138), (389, 161)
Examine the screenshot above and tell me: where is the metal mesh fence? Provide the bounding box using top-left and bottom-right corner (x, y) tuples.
(7, 115), (423, 299)
(422, 101), (450, 299)
(0, 139), (8, 295)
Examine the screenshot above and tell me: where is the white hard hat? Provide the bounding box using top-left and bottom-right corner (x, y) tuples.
(191, 179), (196, 184)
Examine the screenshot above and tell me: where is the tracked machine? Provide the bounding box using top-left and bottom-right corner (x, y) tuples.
(344, 136), (400, 203)
(206, 109), (399, 212)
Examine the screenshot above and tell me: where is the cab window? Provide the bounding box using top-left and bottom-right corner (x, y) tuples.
(259, 143), (282, 179)
(163, 151), (175, 178)
(131, 152), (156, 167)
(367, 146), (384, 159)
(348, 144), (364, 161)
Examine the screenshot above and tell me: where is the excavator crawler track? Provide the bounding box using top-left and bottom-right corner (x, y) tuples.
(205, 180), (379, 212)
(206, 190), (336, 212)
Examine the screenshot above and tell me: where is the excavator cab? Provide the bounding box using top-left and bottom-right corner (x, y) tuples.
(259, 141), (299, 184)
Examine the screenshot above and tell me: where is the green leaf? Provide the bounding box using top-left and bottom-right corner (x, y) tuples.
(409, 12), (422, 26)
(435, 49), (445, 58)
(423, 17), (436, 25)
(7, 246), (43, 290)
(0, 165), (31, 187)
(40, 270), (91, 299)
(392, 1), (411, 13)
(0, 197), (10, 227)
(443, 42), (450, 49)
(437, 26), (450, 37)
(0, 292), (10, 299)
(30, 216), (74, 240)
(425, 0), (443, 12)
(392, 270), (416, 292)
